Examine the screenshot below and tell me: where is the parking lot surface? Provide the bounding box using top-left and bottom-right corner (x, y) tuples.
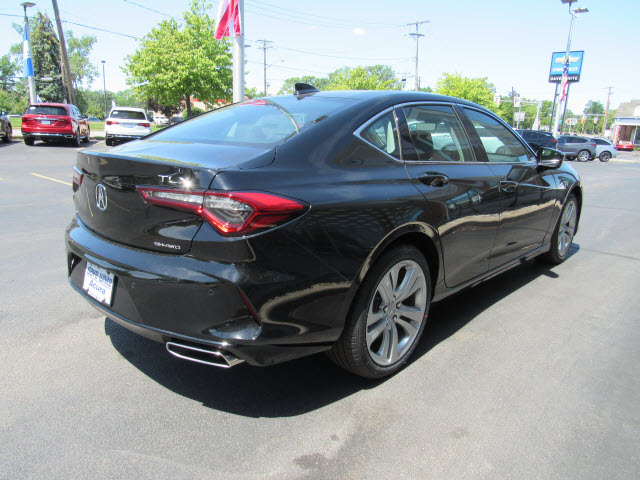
(1, 140), (639, 479)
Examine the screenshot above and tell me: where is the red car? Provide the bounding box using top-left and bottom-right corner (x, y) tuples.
(21, 103), (90, 146)
(616, 140), (634, 152)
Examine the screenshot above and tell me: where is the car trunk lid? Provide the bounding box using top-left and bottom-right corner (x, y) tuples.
(73, 140), (275, 254)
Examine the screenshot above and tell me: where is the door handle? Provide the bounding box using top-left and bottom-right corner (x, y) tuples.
(500, 180), (518, 193)
(418, 173), (449, 187)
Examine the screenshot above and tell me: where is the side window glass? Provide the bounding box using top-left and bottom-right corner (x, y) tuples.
(463, 108), (533, 163)
(402, 105), (472, 162)
(360, 111), (400, 159)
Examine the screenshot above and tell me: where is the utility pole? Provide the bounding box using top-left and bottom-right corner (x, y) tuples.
(602, 86), (613, 137)
(404, 21), (428, 91)
(51, 0), (75, 104)
(256, 39), (274, 96)
(512, 87), (516, 127)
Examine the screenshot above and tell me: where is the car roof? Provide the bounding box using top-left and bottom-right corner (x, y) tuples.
(274, 90), (486, 110)
(110, 106), (146, 112)
(29, 103), (70, 107)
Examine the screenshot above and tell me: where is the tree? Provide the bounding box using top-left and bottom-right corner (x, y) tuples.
(66, 31), (98, 89)
(436, 73), (496, 110)
(278, 65), (402, 94)
(0, 54), (18, 91)
(123, 0), (232, 117)
(277, 75), (330, 95)
(326, 65), (402, 91)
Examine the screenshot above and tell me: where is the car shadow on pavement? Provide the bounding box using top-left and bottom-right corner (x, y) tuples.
(105, 244), (579, 418)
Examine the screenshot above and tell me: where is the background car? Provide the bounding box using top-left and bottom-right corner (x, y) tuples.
(0, 111), (12, 143)
(86, 116), (100, 122)
(616, 140), (634, 152)
(556, 135), (597, 161)
(104, 107), (152, 146)
(170, 116), (183, 125)
(66, 89), (582, 379)
(154, 116), (169, 125)
(592, 138), (617, 162)
(21, 103), (90, 146)
(516, 129), (558, 149)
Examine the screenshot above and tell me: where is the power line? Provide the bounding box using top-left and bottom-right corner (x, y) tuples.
(122, 0), (180, 20)
(247, 0), (389, 28)
(62, 20), (141, 40)
(273, 45), (410, 62)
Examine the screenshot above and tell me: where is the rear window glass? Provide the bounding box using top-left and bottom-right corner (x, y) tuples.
(110, 110), (147, 120)
(149, 96), (357, 146)
(26, 105), (67, 116)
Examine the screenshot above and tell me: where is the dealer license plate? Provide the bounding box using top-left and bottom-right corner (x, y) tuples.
(83, 262), (115, 306)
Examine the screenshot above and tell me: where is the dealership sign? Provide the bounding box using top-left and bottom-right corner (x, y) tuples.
(549, 51), (584, 83)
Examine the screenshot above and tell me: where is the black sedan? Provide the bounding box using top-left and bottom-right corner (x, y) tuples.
(66, 86), (582, 378)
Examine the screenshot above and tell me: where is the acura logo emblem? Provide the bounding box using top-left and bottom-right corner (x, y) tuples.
(95, 184), (108, 211)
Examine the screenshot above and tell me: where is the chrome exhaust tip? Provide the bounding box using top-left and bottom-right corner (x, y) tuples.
(165, 341), (244, 368)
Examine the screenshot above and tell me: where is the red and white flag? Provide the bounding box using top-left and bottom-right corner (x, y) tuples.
(560, 63), (569, 102)
(214, 0), (241, 40)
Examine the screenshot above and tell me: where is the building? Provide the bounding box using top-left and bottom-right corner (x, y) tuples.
(611, 100), (640, 147)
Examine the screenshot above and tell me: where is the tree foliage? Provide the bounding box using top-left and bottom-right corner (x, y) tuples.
(67, 31), (98, 89)
(436, 73), (496, 110)
(277, 66), (401, 94)
(123, 0), (232, 116)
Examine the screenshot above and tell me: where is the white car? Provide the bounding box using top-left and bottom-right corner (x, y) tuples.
(592, 138), (618, 162)
(105, 107), (152, 146)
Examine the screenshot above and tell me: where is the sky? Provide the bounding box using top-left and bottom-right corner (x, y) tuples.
(2, 0), (639, 114)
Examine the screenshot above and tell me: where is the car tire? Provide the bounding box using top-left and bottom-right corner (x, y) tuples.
(105, 138), (112, 146)
(576, 149), (590, 162)
(540, 194), (578, 265)
(70, 130), (81, 147)
(2, 126), (12, 143)
(599, 151), (611, 162)
(83, 126), (90, 143)
(24, 137), (34, 146)
(328, 245), (431, 379)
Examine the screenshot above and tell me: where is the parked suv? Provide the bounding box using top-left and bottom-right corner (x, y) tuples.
(105, 107), (152, 146)
(592, 138), (617, 162)
(21, 103), (90, 146)
(516, 129), (558, 149)
(556, 135), (597, 162)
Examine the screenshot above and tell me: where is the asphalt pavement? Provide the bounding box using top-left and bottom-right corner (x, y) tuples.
(1, 139), (638, 479)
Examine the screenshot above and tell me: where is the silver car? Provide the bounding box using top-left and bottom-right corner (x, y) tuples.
(592, 138), (618, 162)
(556, 135), (597, 162)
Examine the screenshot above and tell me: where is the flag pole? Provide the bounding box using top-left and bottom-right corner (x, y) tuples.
(22, 3), (37, 104)
(232, 0), (245, 103)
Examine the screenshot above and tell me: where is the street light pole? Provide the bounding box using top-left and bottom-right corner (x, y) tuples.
(552, 1), (588, 137)
(21, 2), (37, 104)
(101, 60), (107, 118)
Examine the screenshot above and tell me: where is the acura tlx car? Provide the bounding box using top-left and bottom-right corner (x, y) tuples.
(66, 85), (582, 379)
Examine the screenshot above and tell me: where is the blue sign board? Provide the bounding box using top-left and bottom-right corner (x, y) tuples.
(549, 51), (584, 83)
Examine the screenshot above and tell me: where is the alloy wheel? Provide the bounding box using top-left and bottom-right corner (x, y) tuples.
(577, 150), (590, 162)
(366, 260), (427, 366)
(558, 199), (577, 258)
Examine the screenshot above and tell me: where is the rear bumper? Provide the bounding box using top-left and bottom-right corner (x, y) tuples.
(106, 133), (146, 140)
(65, 215), (343, 367)
(22, 131), (75, 139)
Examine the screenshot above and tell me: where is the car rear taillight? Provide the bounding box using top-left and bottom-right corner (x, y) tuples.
(137, 188), (307, 236)
(138, 122), (151, 127)
(551, 139), (557, 143)
(72, 166), (83, 192)
(591, 143), (597, 147)
(106, 120), (118, 125)
(22, 116), (35, 124)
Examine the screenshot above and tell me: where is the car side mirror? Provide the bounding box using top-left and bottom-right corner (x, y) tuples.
(537, 147), (564, 169)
